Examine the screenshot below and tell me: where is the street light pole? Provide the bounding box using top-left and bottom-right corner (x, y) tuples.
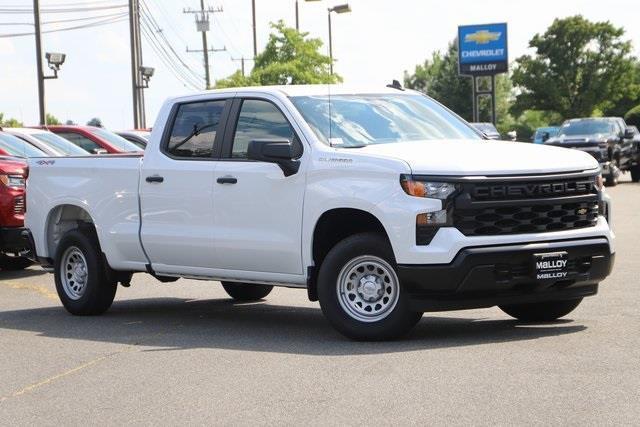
(295, 0), (299, 30)
(33, 0), (46, 125)
(327, 4), (350, 75)
(327, 9), (333, 74)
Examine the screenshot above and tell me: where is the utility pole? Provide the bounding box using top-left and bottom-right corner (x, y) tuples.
(295, 0), (299, 30)
(251, 0), (257, 57)
(184, 2), (224, 89)
(33, 0), (46, 125)
(128, 0), (142, 128)
(231, 56), (254, 76)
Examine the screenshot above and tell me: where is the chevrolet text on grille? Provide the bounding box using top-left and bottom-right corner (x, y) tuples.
(473, 180), (596, 198)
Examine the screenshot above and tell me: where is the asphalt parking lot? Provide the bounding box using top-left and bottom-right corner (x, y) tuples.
(1, 176), (638, 425)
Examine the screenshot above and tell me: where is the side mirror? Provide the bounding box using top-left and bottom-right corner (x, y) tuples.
(541, 131), (550, 142)
(624, 127), (635, 139)
(93, 148), (108, 155)
(247, 139), (300, 177)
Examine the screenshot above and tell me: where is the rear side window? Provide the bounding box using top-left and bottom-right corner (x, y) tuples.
(57, 132), (101, 153)
(167, 100), (226, 158)
(231, 100), (296, 159)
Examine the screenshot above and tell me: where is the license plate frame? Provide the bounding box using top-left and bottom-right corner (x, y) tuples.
(532, 251), (569, 281)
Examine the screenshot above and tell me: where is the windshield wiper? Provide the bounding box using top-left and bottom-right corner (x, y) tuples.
(173, 122), (217, 149)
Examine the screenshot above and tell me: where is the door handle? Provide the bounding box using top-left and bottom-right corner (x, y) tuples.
(146, 175), (164, 183)
(216, 176), (237, 184)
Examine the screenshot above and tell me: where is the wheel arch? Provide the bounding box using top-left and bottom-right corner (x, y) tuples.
(307, 207), (392, 301)
(44, 203), (99, 261)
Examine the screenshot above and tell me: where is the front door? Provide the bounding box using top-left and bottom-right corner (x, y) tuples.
(139, 97), (229, 273)
(212, 96), (307, 275)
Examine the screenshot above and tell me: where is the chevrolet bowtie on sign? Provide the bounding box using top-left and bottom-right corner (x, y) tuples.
(458, 23), (508, 75)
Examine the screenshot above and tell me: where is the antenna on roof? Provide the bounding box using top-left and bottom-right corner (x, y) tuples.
(387, 80), (404, 91)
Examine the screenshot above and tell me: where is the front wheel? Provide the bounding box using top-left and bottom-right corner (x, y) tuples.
(221, 282), (273, 301)
(317, 232), (422, 341)
(499, 298), (583, 322)
(630, 165), (640, 182)
(54, 228), (117, 315)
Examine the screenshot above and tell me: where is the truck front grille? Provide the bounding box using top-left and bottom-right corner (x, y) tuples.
(452, 173), (600, 237)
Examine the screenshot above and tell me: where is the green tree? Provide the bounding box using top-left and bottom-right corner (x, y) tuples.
(87, 117), (103, 127)
(511, 15), (636, 119)
(0, 113), (23, 127)
(215, 21), (340, 88)
(404, 40), (512, 129)
(625, 105), (640, 127)
(46, 113), (60, 125)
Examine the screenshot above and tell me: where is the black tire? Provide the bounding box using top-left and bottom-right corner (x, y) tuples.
(499, 298), (583, 322)
(0, 255), (33, 271)
(54, 228), (117, 315)
(222, 282), (273, 301)
(605, 173), (618, 187)
(317, 232), (422, 341)
(631, 165), (640, 182)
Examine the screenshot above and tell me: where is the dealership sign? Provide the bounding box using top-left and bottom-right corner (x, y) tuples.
(458, 23), (508, 75)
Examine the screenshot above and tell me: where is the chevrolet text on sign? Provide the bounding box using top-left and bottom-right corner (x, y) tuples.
(458, 23), (508, 75)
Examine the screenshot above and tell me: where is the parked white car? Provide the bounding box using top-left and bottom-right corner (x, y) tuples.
(24, 85), (615, 340)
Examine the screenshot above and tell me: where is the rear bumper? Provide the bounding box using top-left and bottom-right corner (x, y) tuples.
(397, 238), (614, 312)
(0, 226), (29, 253)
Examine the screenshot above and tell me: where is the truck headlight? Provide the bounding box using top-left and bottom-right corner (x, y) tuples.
(0, 174), (25, 188)
(400, 175), (457, 200)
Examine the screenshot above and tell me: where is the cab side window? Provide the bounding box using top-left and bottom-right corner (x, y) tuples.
(167, 100), (226, 158)
(231, 100), (297, 159)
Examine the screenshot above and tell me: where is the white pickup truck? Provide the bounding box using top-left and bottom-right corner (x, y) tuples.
(24, 85), (615, 340)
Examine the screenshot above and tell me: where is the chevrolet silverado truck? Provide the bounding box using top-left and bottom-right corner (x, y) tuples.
(24, 86), (615, 340)
(545, 117), (640, 186)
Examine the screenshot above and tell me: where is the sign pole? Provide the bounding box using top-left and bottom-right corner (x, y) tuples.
(491, 74), (497, 125)
(471, 76), (477, 122)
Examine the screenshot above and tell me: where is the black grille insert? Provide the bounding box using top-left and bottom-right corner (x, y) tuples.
(453, 175), (599, 236)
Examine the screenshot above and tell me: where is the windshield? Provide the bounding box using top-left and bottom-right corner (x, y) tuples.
(559, 120), (614, 136)
(290, 94), (481, 147)
(0, 133), (46, 157)
(91, 128), (143, 152)
(33, 132), (89, 156)
(473, 123), (499, 134)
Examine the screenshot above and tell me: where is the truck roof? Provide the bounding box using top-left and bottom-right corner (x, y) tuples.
(167, 84), (420, 104)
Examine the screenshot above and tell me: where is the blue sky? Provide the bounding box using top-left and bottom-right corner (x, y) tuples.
(1, 0), (639, 129)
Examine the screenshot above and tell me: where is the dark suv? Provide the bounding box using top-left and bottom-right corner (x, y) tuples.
(545, 117), (640, 186)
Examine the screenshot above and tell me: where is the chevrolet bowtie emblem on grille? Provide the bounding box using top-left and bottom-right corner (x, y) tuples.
(465, 30), (501, 44)
(576, 208), (588, 215)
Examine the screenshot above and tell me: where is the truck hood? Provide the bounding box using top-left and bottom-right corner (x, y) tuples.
(353, 139), (599, 176)
(547, 133), (611, 144)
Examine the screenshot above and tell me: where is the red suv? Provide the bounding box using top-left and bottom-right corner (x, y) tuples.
(0, 156), (31, 270)
(44, 125), (142, 154)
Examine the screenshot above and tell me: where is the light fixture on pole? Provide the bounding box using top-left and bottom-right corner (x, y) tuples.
(44, 52), (66, 78)
(138, 66), (155, 89)
(327, 3), (351, 74)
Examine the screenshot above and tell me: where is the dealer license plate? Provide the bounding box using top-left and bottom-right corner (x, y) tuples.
(533, 252), (569, 281)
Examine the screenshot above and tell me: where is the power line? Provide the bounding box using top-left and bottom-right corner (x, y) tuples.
(0, 13), (128, 38)
(139, 18), (202, 90)
(139, 1), (204, 83)
(0, 4), (127, 14)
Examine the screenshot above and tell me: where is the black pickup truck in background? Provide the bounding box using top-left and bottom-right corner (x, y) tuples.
(545, 117), (640, 186)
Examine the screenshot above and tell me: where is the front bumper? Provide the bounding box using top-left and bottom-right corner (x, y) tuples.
(398, 238), (614, 312)
(0, 226), (29, 254)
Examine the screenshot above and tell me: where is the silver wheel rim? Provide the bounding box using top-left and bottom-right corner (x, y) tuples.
(336, 255), (400, 323)
(60, 246), (88, 300)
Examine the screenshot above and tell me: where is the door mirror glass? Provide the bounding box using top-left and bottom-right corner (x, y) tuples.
(247, 139), (300, 176)
(624, 127), (635, 139)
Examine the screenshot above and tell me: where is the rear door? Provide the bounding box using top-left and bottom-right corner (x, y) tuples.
(139, 96), (231, 273)
(210, 95), (307, 275)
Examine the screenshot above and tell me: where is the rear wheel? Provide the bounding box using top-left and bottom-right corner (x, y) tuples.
(0, 255), (33, 271)
(54, 228), (117, 315)
(499, 298), (583, 321)
(221, 282), (273, 301)
(317, 232), (422, 341)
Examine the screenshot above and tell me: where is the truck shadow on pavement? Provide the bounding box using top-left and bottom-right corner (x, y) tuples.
(0, 297), (586, 355)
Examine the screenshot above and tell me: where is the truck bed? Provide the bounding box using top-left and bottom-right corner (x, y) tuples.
(26, 155), (147, 270)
